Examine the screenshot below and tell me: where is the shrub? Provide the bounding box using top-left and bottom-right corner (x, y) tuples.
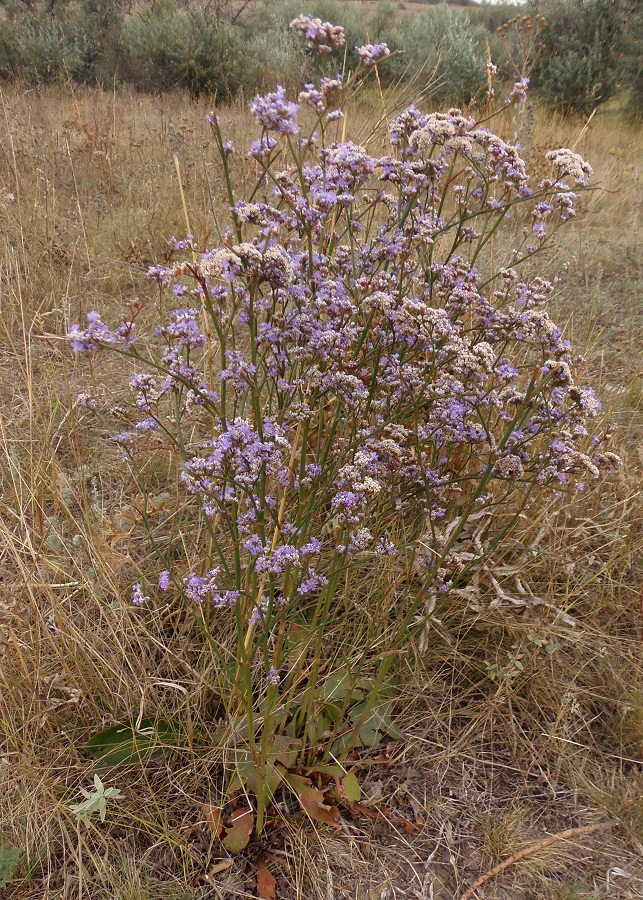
(530, 0), (624, 114)
(620, 0), (643, 116)
(63, 0), (124, 85)
(241, 26), (307, 93)
(368, 1), (401, 37)
(0, 0), (120, 86)
(0, 20), (23, 80)
(383, 5), (487, 105)
(468, 2), (523, 32)
(1, 0), (640, 111)
(7, 15), (77, 84)
(116, 2), (245, 98)
(68, 14), (618, 836)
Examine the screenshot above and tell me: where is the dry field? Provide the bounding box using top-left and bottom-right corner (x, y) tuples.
(0, 83), (642, 899)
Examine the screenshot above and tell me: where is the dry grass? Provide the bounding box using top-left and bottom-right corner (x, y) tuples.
(0, 83), (642, 898)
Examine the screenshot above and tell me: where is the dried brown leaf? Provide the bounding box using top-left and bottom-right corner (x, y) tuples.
(202, 803), (223, 838)
(257, 857), (277, 900)
(222, 806), (254, 852)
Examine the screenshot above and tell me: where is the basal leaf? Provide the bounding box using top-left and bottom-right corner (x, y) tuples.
(351, 700), (402, 742)
(320, 671), (352, 701)
(222, 806), (254, 852)
(271, 735), (301, 769)
(358, 724), (382, 748)
(230, 748), (285, 803)
(342, 771), (361, 802)
(307, 764), (344, 777)
(85, 719), (181, 766)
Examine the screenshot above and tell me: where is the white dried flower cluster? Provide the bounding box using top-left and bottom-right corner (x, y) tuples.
(494, 455), (525, 480)
(545, 148), (593, 186)
(262, 246), (295, 286)
(199, 248), (236, 280)
(231, 242), (263, 269)
(346, 528), (373, 552)
(543, 358), (574, 385)
(200, 243), (294, 287)
(378, 438), (405, 459)
(289, 14), (345, 53)
(411, 111), (473, 151)
(395, 303), (453, 344)
(233, 203), (265, 225)
(568, 386), (601, 415)
(336, 455), (382, 497)
(474, 342), (497, 373)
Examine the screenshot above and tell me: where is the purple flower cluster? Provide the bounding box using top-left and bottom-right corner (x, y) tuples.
(69, 311), (135, 352)
(505, 77), (530, 104)
(182, 567), (241, 608)
(156, 308), (207, 349)
(181, 418), (290, 516)
(68, 72), (618, 634)
(298, 76), (343, 114)
(356, 43), (391, 68)
(250, 86), (300, 135)
(132, 584), (149, 607)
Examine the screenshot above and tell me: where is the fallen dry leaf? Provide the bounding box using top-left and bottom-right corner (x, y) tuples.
(257, 856), (277, 900)
(222, 806), (254, 852)
(194, 858), (233, 885)
(208, 859), (234, 876)
(202, 803), (223, 838)
(298, 791), (341, 827)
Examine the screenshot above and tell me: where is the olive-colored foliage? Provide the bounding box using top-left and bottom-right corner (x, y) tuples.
(0, 0), (641, 111)
(529, 0), (624, 114)
(116, 2), (246, 99)
(382, 5), (487, 105)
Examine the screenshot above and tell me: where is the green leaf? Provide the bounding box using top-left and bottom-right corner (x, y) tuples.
(232, 754), (285, 805)
(284, 718), (299, 739)
(227, 736), (302, 803)
(272, 735), (300, 769)
(85, 719), (182, 767)
(342, 771), (361, 802)
(331, 730), (364, 756)
(307, 764), (344, 777)
(0, 845), (23, 889)
(306, 711), (331, 747)
(351, 700), (402, 741)
(320, 671), (352, 701)
(376, 676), (400, 699)
(322, 701), (344, 722)
(386, 720), (404, 740)
(358, 724), (382, 748)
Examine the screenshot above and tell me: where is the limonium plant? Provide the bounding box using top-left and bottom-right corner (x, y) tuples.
(69, 15), (619, 834)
